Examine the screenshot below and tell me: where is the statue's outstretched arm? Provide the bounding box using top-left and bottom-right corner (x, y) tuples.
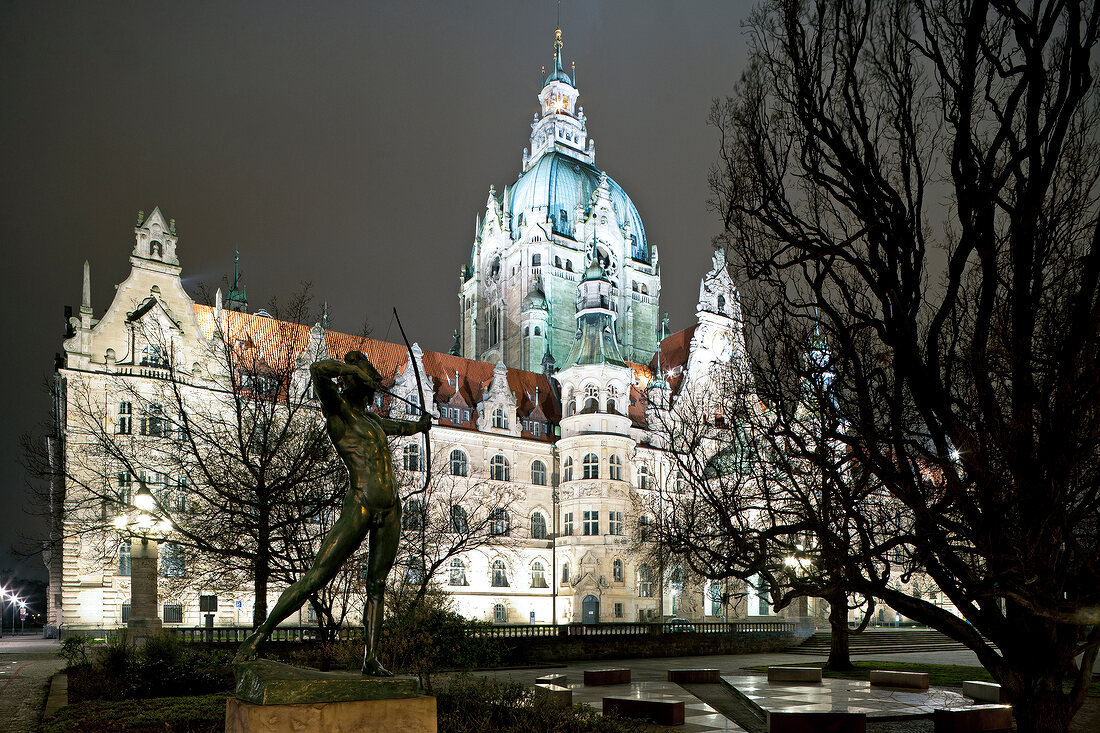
(379, 413), (432, 436)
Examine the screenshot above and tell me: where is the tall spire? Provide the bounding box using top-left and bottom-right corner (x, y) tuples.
(226, 248), (248, 312)
(545, 27), (573, 86)
(81, 260), (92, 313)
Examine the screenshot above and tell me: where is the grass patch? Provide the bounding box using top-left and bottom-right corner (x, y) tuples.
(749, 661), (1100, 696)
(43, 693), (228, 733)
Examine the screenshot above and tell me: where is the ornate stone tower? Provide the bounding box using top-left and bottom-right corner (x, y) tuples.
(458, 28), (661, 372)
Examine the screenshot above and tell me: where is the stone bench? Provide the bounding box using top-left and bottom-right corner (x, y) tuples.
(869, 670), (930, 689)
(603, 696), (685, 726)
(534, 673), (568, 687)
(533, 683), (572, 706)
(668, 668), (720, 683)
(584, 668), (631, 686)
(768, 711), (867, 733)
(767, 666), (823, 683)
(962, 681), (1008, 704)
(932, 705), (1013, 732)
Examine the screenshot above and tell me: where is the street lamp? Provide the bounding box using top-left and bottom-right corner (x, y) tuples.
(113, 480), (172, 643)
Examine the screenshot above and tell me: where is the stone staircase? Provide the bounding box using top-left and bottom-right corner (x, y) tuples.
(785, 628), (971, 656)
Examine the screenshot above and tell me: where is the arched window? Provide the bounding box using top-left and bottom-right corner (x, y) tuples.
(493, 602), (508, 623)
(531, 460), (547, 486)
(492, 408), (508, 429)
(449, 558), (467, 586)
(449, 449), (468, 477)
(117, 402), (132, 435)
(532, 253), (541, 266)
(555, 256), (562, 269)
(489, 507), (510, 536)
(449, 504), (468, 534)
(638, 515), (652, 542)
(717, 294), (726, 311)
(565, 260), (573, 272)
(563, 457), (574, 482)
(638, 465), (652, 490)
(613, 558), (624, 583)
(402, 444), (422, 472)
(491, 560), (509, 587)
(582, 453), (599, 479)
(582, 385), (599, 413)
(402, 499), (424, 530)
(530, 511), (547, 539)
(531, 561), (548, 588)
(490, 455), (510, 481)
(606, 387), (618, 415)
(524, 326), (529, 337)
(609, 454), (622, 481)
(638, 564), (653, 597)
(561, 563), (570, 584)
(641, 284), (648, 295)
(150, 240), (163, 258)
(533, 326), (541, 336)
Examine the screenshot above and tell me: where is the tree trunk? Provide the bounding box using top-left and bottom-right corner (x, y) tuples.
(1007, 684), (1072, 733)
(825, 590), (853, 671)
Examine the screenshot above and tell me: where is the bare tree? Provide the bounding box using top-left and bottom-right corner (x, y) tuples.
(30, 289), (363, 629)
(643, 353), (875, 669)
(391, 448), (522, 609)
(707, 1), (1100, 730)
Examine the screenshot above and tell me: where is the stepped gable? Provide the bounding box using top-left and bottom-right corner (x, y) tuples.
(192, 304), (558, 439)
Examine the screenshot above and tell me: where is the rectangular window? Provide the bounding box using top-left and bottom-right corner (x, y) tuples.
(583, 510), (599, 536)
(199, 594), (218, 613)
(162, 603), (183, 624)
(608, 511), (623, 536)
(121, 602), (132, 623)
(117, 471), (133, 505)
(614, 602), (623, 619)
(563, 512), (573, 536)
(117, 402), (132, 434)
(160, 543), (186, 578)
(118, 544), (131, 576)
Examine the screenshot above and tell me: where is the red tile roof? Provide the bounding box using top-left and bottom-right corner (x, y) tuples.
(193, 305), (559, 439)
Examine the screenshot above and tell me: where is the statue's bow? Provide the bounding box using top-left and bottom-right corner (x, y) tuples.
(393, 308), (431, 495)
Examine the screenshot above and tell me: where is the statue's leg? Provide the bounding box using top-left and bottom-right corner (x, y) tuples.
(235, 501), (370, 663)
(361, 505), (401, 676)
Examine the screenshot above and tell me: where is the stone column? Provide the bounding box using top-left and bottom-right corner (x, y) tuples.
(127, 536), (162, 643)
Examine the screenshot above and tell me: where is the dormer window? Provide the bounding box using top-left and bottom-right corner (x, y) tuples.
(717, 295), (726, 311)
(492, 408), (508, 429)
(559, 210), (568, 229)
(141, 344), (169, 369)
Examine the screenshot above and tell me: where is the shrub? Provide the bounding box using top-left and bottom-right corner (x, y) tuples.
(42, 693), (227, 733)
(59, 636), (91, 670)
(66, 635), (233, 703)
(436, 675), (646, 733)
(379, 588), (501, 690)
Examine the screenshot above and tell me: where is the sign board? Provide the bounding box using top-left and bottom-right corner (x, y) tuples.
(530, 611), (535, 624)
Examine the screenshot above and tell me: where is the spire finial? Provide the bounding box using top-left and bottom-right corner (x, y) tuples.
(233, 248), (240, 288)
(322, 301), (329, 329)
(81, 260), (91, 311)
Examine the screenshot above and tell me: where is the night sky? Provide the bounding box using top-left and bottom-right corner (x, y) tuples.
(0, 1), (753, 579)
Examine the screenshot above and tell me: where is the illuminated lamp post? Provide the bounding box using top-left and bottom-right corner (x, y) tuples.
(113, 480), (172, 643)
(783, 544), (814, 620)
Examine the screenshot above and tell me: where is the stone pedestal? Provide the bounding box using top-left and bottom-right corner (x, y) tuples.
(228, 659), (435, 733)
(126, 537), (162, 645)
(226, 695), (437, 733)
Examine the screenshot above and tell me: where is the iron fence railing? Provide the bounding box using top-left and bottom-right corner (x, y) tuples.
(151, 619), (794, 643)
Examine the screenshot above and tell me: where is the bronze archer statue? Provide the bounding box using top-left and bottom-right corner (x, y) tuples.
(235, 350), (430, 676)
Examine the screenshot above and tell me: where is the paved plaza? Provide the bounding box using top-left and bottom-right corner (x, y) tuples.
(567, 679), (748, 732)
(724, 673), (984, 719)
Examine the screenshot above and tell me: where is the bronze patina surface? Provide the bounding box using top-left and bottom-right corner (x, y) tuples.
(234, 351), (431, 676)
(234, 659), (419, 705)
